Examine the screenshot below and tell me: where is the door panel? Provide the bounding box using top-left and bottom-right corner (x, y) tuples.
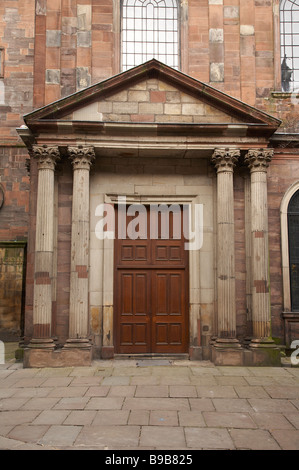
(115, 206), (188, 354)
(152, 270), (187, 353)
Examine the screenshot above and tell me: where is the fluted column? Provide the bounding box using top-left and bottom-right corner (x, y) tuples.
(64, 145), (95, 349)
(211, 148), (242, 349)
(30, 145), (60, 349)
(245, 148), (275, 348)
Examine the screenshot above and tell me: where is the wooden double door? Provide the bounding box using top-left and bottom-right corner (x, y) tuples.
(114, 206), (189, 354)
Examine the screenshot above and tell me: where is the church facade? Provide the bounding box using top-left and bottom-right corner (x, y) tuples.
(1, 0), (299, 367)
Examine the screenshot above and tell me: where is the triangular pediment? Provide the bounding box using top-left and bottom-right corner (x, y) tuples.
(23, 59), (281, 134)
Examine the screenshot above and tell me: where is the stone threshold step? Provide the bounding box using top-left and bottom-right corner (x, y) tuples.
(114, 354), (190, 365)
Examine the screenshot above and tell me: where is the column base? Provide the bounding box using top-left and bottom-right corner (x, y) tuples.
(63, 338), (92, 350)
(249, 337), (276, 348)
(214, 338), (243, 349)
(27, 338), (56, 350)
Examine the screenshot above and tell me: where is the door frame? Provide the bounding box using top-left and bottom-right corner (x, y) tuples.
(101, 193), (201, 358)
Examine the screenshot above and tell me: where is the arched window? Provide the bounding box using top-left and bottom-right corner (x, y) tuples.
(121, 0), (179, 71)
(280, 0), (299, 92)
(288, 190), (299, 310)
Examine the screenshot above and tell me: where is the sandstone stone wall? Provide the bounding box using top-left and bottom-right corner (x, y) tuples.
(0, 242), (26, 338)
(0, 0), (34, 339)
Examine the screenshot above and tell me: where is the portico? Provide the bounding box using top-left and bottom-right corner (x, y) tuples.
(17, 60), (282, 367)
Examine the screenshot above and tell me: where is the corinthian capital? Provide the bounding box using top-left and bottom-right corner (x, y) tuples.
(68, 145), (95, 170)
(211, 148), (240, 173)
(32, 145), (60, 170)
(245, 149), (273, 172)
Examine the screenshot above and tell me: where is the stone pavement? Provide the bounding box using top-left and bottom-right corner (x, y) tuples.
(0, 358), (299, 450)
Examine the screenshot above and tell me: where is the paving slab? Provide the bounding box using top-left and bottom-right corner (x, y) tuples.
(212, 398), (253, 413)
(92, 410), (130, 425)
(8, 425), (49, 443)
(184, 427), (235, 450)
(101, 376), (130, 386)
(0, 435), (54, 450)
(190, 367), (221, 376)
(128, 410), (150, 425)
(203, 411), (257, 429)
(130, 375), (160, 385)
(75, 425), (141, 448)
(229, 429), (281, 450)
(217, 367), (253, 377)
(135, 385), (169, 397)
(21, 397), (60, 410)
(189, 398), (215, 411)
(123, 397), (190, 411)
(0, 410), (40, 426)
(169, 385), (197, 397)
(0, 388), (17, 398)
(64, 410), (97, 426)
(1, 360), (299, 450)
(178, 410), (206, 427)
(85, 397), (124, 410)
(47, 386), (89, 398)
(270, 429), (299, 450)
(140, 426), (186, 448)
(41, 377), (73, 387)
(249, 398), (298, 413)
(0, 397), (30, 410)
(263, 385), (299, 399)
(108, 385), (136, 397)
(32, 410), (71, 425)
(13, 387), (53, 398)
(38, 425), (82, 447)
(284, 412), (299, 429)
(85, 386), (110, 397)
(53, 397), (90, 410)
(250, 412), (295, 430)
(234, 385), (270, 398)
(196, 385), (237, 398)
(149, 410), (179, 426)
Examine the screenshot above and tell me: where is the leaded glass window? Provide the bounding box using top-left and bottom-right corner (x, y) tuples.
(121, 0), (179, 71)
(280, 0), (299, 92)
(288, 190), (299, 311)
